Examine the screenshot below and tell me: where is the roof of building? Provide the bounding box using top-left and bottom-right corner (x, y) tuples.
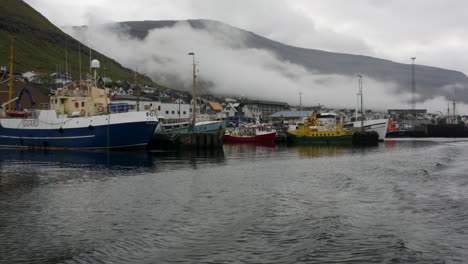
(208, 101), (223, 111)
(270, 110), (313, 118)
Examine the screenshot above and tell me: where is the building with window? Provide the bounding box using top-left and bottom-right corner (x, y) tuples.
(239, 99), (289, 118)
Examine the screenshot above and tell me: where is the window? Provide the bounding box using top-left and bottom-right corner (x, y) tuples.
(171, 111), (175, 114)
(190, 108), (192, 112)
(177, 111), (180, 114)
(166, 111), (169, 114)
(183, 111), (186, 115)
(158, 106), (161, 111)
(75, 102), (79, 108)
(144, 105), (150, 110)
(81, 102), (84, 107)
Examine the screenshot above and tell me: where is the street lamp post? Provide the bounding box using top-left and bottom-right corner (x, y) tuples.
(188, 52), (196, 129)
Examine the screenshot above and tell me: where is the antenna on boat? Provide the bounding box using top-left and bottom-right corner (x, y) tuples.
(188, 52), (196, 130)
(91, 59), (100, 81)
(91, 59), (100, 97)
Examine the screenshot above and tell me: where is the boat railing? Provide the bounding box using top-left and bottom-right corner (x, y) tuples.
(197, 113), (226, 121)
(53, 80), (91, 97)
(160, 117), (191, 125)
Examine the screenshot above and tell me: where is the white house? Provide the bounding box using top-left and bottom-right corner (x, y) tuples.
(222, 102), (238, 117)
(23, 71), (47, 83)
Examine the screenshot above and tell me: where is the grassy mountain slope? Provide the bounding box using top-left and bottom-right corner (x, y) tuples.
(0, 0), (152, 84)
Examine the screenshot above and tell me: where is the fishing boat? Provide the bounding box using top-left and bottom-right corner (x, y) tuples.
(151, 117), (225, 143)
(0, 60), (158, 150)
(224, 125), (276, 142)
(344, 118), (389, 141)
(287, 112), (353, 144)
(148, 53), (225, 148)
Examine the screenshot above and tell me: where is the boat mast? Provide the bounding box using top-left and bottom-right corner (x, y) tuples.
(299, 90), (303, 119)
(188, 52), (196, 129)
(8, 36), (14, 110)
(453, 101), (456, 124)
(357, 74), (364, 132)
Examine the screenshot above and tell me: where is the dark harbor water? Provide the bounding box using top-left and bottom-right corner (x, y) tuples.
(1, 139), (468, 264)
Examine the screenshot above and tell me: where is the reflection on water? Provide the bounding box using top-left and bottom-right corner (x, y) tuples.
(288, 144), (353, 158)
(0, 149), (154, 169)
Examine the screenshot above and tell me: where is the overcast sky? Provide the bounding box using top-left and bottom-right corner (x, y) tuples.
(25, 0), (468, 75)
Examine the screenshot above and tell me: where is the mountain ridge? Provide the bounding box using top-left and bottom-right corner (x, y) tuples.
(113, 19), (468, 103)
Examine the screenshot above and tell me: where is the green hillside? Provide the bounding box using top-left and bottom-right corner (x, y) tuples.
(0, 0), (154, 85)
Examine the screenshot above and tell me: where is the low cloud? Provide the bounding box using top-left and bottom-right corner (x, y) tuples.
(65, 21), (460, 112)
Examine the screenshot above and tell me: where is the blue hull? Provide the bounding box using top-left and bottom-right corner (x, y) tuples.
(0, 121), (158, 150)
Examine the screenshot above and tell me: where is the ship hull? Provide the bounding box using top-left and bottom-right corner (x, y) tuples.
(0, 111), (158, 150)
(348, 119), (388, 141)
(150, 120), (225, 144)
(224, 132), (276, 142)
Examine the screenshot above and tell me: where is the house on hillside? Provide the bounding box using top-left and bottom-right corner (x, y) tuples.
(23, 71), (48, 83)
(222, 102), (239, 117)
(206, 101), (223, 115)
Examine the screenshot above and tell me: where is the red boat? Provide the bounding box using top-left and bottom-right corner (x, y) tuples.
(224, 126), (277, 142)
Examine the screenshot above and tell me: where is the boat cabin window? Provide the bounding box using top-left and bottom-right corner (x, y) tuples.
(183, 111), (186, 114)
(158, 106), (161, 111)
(172, 111), (175, 114)
(166, 111), (169, 114)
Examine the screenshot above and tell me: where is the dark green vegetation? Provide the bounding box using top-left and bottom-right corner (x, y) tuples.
(0, 0), (154, 85)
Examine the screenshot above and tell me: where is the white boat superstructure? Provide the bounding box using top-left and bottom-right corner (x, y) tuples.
(346, 118), (388, 141)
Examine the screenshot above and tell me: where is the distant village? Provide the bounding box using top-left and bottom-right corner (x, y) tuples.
(1, 67), (464, 126)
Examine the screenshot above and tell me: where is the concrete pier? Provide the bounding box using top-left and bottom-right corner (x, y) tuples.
(176, 129), (225, 148)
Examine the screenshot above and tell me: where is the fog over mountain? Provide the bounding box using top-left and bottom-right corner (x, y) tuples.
(66, 19), (468, 111)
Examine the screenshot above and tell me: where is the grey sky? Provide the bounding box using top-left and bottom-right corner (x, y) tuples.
(25, 0), (468, 75)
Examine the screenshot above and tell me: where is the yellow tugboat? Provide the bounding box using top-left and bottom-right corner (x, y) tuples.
(287, 111), (353, 144)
